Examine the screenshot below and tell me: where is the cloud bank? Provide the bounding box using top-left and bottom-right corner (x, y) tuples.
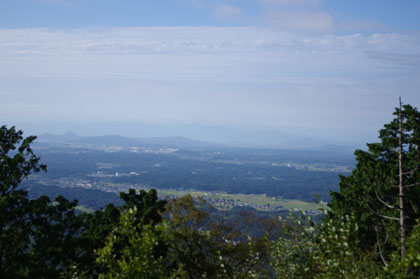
(1, 26), (419, 143)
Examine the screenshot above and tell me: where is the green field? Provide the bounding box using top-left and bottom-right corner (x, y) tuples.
(158, 189), (323, 211)
(75, 205), (95, 213)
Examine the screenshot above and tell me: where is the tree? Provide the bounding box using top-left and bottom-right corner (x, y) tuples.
(329, 100), (420, 263)
(0, 125), (47, 197)
(165, 195), (270, 278)
(76, 189), (167, 278)
(388, 223), (420, 278)
(96, 207), (172, 279)
(26, 195), (83, 278)
(271, 211), (383, 279)
(0, 125), (47, 277)
(120, 188), (166, 227)
(0, 126), (85, 279)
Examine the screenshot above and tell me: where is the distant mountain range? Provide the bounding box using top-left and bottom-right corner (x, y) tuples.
(38, 131), (79, 142)
(38, 132), (214, 149)
(15, 121), (366, 150)
(37, 131), (358, 153)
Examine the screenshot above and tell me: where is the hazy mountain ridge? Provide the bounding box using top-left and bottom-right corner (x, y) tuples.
(38, 132), (215, 148)
(37, 131), (358, 152)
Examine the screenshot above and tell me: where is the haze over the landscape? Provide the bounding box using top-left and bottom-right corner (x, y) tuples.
(1, 0), (420, 146)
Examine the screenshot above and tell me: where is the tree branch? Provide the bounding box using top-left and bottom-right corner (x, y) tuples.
(374, 225), (389, 267)
(403, 182), (420, 189)
(374, 185), (399, 210)
(402, 166), (418, 175)
(367, 204), (399, 221)
(409, 200), (418, 214)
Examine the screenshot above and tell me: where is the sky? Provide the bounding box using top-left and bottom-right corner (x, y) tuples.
(1, 0), (420, 146)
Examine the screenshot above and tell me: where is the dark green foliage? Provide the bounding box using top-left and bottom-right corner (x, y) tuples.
(0, 126), (47, 196)
(0, 125), (169, 278)
(0, 125), (89, 278)
(388, 223), (420, 278)
(72, 189), (167, 277)
(76, 203), (121, 278)
(1, 125), (47, 278)
(272, 211), (384, 279)
(164, 195), (272, 278)
(95, 195), (275, 279)
(26, 195), (82, 278)
(0, 189), (32, 278)
(120, 188), (166, 226)
(96, 209), (170, 279)
(329, 104), (420, 262)
(22, 183), (123, 210)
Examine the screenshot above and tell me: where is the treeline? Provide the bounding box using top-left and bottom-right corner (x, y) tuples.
(2, 101), (420, 278)
(21, 182), (124, 209)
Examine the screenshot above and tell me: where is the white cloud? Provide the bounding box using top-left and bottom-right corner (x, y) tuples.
(1, 27), (419, 142)
(1, 27), (418, 59)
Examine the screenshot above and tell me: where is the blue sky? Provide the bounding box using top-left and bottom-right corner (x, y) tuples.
(1, 0), (420, 30)
(1, 0), (420, 146)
